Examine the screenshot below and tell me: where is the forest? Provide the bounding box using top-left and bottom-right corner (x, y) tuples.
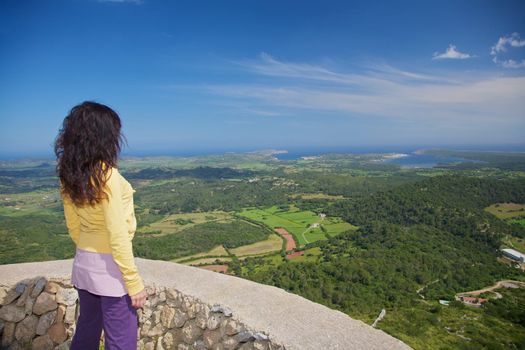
(240, 175), (525, 348)
(1, 150), (525, 348)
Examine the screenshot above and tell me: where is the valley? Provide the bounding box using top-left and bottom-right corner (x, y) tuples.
(1, 149), (525, 349)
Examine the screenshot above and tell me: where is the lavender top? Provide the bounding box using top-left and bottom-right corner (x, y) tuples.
(71, 247), (128, 297)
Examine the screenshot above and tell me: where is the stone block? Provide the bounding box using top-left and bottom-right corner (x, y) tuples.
(1, 321), (16, 347)
(206, 313), (222, 330)
(32, 334), (54, 350)
(14, 315), (38, 343)
(181, 319), (203, 344)
(0, 305), (25, 323)
(33, 292), (57, 315)
(36, 310), (57, 335)
(221, 318), (244, 337)
(222, 337), (240, 350)
(203, 328), (222, 348)
(44, 282), (60, 294)
(173, 309), (189, 328)
(31, 278), (47, 298)
(160, 305), (176, 328)
(64, 304), (77, 324)
(48, 322), (67, 344)
(55, 287), (78, 306)
(55, 304), (66, 324)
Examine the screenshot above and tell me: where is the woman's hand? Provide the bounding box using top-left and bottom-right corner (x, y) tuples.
(129, 289), (147, 309)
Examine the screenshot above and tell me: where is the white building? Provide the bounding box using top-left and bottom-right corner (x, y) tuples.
(502, 248), (525, 263)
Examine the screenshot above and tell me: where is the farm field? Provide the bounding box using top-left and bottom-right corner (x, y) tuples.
(198, 265), (229, 273)
(485, 203), (525, 220)
(289, 193), (346, 200)
(133, 219), (270, 260)
(502, 235), (525, 254)
(117, 154), (278, 172)
(238, 205), (357, 246)
(140, 210), (234, 235)
(229, 233), (283, 256)
(287, 246), (323, 263)
(173, 244), (229, 263)
(184, 257), (233, 266)
(0, 190), (61, 217)
(2, 151), (525, 349)
(510, 218), (525, 228)
(239, 246), (323, 276)
(239, 251), (284, 275)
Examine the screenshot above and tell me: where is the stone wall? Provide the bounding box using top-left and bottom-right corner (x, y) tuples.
(1, 277), (77, 349)
(0, 259), (412, 350)
(0, 276), (283, 350)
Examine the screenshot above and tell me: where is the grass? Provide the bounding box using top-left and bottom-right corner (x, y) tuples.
(240, 251), (285, 275)
(172, 244), (229, 262)
(238, 205), (356, 246)
(229, 233), (283, 256)
(140, 210), (234, 235)
(183, 256), (233, 265)
(133, 219), (270, 260)
(509, 218), (525, 228)
(0, 189), (62, 217)
(289, 193), (346, 200)
(501, 235), (525, 253)
(287, 246), (323, 263)
(484, 203), (525, 220)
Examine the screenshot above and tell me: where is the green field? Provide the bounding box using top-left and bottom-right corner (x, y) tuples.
(140, 210), (234, 235)
(229, 233), (283, 256)
(290, 193), (346, 200)
(484, 203), (525, 220)
(133, 219), (271, 260)
(237, 204), (357, 246)
(510, 218), (525, 228)
(173, 244), (230, 263)
(2, 151), (525, 349)
(502, 235), (525, 254)
(287, 246), (323, 263)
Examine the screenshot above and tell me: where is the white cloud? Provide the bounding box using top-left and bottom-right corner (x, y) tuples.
(491, 33), (525, 69)
(491, 32), (525, 54)
(432, 44), (472, 60)
(235, 52), (367, 85)
(204, 54), (525, 126)
(501, 59), (525, 68)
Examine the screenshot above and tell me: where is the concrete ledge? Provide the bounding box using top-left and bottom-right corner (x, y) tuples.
(0, 258), (411, 350)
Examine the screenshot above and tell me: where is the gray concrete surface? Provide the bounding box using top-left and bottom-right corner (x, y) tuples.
(0, 258), (412, 350)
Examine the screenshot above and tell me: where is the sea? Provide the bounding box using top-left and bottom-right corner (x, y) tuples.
(272, 148), (474, 168)
(380, 153), (478, 168)
(3, 144), (524, 167)
(264, 144), (525, 168)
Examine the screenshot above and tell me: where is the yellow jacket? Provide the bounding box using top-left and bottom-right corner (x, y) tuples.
(61, 166), (144, 296)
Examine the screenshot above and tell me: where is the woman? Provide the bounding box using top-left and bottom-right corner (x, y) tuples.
(54, 101), (147, 350)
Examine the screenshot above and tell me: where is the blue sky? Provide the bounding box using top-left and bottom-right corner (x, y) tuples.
(1, 0), (524, 158)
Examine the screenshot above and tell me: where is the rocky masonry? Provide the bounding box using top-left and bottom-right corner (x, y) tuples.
(0, 277), (283, 350)
(1, 277), (76, 350)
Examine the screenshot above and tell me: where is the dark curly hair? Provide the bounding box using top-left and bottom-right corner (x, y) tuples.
(54, 101), (127, 206)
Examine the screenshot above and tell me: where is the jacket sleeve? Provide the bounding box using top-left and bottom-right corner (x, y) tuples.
(62, 193), (81, 246)
(101, 167), (145, 296)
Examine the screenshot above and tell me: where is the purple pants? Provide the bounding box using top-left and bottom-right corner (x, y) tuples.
(71, 288), (138, 350)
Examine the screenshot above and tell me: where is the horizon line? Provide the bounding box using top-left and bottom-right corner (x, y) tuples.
(2, 144), (525, 161)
